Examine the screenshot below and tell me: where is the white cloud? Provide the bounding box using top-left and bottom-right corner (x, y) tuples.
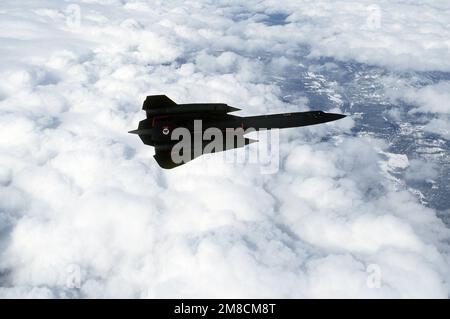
(0, 0), (449, 299)
(387, 81), (450, 114)
(424, 118), (450, 140)
(405, 159), (438, 182)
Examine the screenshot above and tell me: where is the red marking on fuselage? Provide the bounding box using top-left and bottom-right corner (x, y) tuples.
(151, 115), (170, 127)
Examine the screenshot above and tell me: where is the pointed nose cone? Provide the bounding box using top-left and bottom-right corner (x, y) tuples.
(325, 112), (347, 122)
(227, 105), (241, 113)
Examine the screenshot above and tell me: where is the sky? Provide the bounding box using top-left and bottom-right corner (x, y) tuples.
(0, 0), (449, 298)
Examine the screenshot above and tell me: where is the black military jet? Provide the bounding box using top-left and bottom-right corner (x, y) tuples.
(129, 95), (346, 169)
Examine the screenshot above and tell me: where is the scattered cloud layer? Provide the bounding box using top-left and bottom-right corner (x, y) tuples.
(0, 0), (449, 298)
(387, 81), (450, 115)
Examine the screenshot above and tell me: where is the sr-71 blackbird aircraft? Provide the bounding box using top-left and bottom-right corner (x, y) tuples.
(129, 95), (346, 169)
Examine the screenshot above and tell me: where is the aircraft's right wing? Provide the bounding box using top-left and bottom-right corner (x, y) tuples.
(153, 143), (186, 169)
(153, 133), (258, 169)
